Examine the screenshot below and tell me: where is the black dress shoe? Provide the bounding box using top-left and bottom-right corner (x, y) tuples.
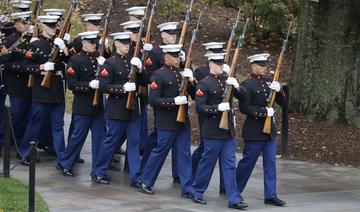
(62, 169), (74, 177)
(192, 196), (207, 205)
(173, 177), (181, 184)
(229, 202), (248, 210)
(139, 182), (154, 195)
(75, 157), (84, 164)
(20, 158), (30, 166)
(219, 188), (226, 195)
(265, 197), (286, 206)
(181, 192), (192, 199)
(56, 163), (63, 170)
(92, 176), (110, 185)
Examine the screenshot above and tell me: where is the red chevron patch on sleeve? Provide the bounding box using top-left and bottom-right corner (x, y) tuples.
(145, 58), (153, 66)
(100, 69), (109, 77)
(24, 51), (32, 59)
(196, 89), (204, 97)
(150, 81), (158, 89)
(66, 67), (75, 76)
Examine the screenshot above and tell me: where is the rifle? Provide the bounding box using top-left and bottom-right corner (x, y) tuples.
(41, 0), (78, 88)
(138, 0), (157, 96)
(92, 0), (113, 106)
(219, 18), (249, 130)
(176, 11), (202, 123)
(27, 0), (42, 88)
(0, 31), (28, 57)
(262, 22), (292, 134)
(178, 0), (194, 46)
(125, 17), (146, 110)
(225, 8), (241, 65)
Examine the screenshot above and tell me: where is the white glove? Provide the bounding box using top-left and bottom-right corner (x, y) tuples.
(30, 37), (40, 43)
(97, 56), (106, 66)
(28, 25), (35, 34)
(269, 81), (281, 92)
(223, 64), (230, 75)
(266, 107), (275, 117)
(181, 68), (193, 82)
(143, 43), (153, 51)
(218, 102), (230, 111)
(130, 57), (142, 69)
(179, 50), (186, 62)
(226, 77), (239, 89)
(89, 80), (99, 89)
(44, 62), (55, 71)
(54, 37), (66, 51)
(174, 96), (188, 105)
(99, 38), (109, 49)
(123, 82), (136, 92)
(63, 33), (71, 43)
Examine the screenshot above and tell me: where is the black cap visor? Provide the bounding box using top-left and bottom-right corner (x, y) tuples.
(115, 38), (131, 44)
(210, 59), (225, 65)
(162, 29), (178, 35)
(88, 20), (102, 26)
(44, 22), (57, 28)
(252, 60), (268, 66)
(167, 51), (180, 57)
(84, 38), (97, 44)
(127, 27), (140, 33)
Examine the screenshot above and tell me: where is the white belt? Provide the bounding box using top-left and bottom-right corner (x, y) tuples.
(40, 71), (62, 76)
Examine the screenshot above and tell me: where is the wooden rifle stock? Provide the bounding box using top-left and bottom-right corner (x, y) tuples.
(219, 18), (249, 130)
(41, 0), (78, 88)
(225, 8), (241, 65)
(262, 22), (292, 134)
(126, 17), (146, 110)
(176, 12), (202, 123)
(178, 0), (194, 46)
(92, 0), (113, 106)
(27, 0), (42, 88)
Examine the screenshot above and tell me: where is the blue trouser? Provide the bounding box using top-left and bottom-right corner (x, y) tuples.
(236, 139), (278, 199)
(192, 137), (225, 190)
(0, 93), (6, 148)
(191, 137), (241, 205)
(171, 146), (178, 178)
(9, 97), (32, 145)
(60, 113), (105, 171)
(94, 118), (141, 184)
(19, 102), (65, 161)
(140, 130), (157, 169)
(67, 113), (87, 159)
(140, 129), (192, 194)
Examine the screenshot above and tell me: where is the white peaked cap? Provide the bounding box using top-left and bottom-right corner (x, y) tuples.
(157, 22), (179, 32)
(11, 0), (31, 9)
(81, 14), (104, 22)
(126, 6), (146, 16)
(44, 9), (66, 16)
(160, 44), (183, 53)
(202, 42), (226, 50)
(78, 31), (99, 39)
(205, 53), (227, 61)
(38, 15), (60, 23)
(11, 11), (31, 20)
(120, 20), (142, 29)
(247, 53), (270, 63)
(110, 32), (132, 40)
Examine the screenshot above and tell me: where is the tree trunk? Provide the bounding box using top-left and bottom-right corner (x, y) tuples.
(290, 0), (360, 126)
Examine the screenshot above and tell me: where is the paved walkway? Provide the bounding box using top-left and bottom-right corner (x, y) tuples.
(1, 114), (360, 211)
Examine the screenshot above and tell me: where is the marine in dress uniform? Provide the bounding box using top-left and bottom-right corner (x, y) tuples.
(69, 14), (110, 57)
(58, 31), (106, 176)
(2, 12), (32, 150)
(92, 32), (145, 185)
(190, 52), (247, 210)
(138, 44), (194, 197)
(10, 0), (31, 12)
(191, 42), (230, 193)
(142, 22), (183, 183)
(235, 53), (286, 206)
(18, 15), (69, 165)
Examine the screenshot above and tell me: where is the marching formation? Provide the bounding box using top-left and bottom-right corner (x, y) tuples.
(0, 0), (290, 210)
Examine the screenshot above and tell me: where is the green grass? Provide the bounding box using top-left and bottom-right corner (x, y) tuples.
(0, 177), (48, 212)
